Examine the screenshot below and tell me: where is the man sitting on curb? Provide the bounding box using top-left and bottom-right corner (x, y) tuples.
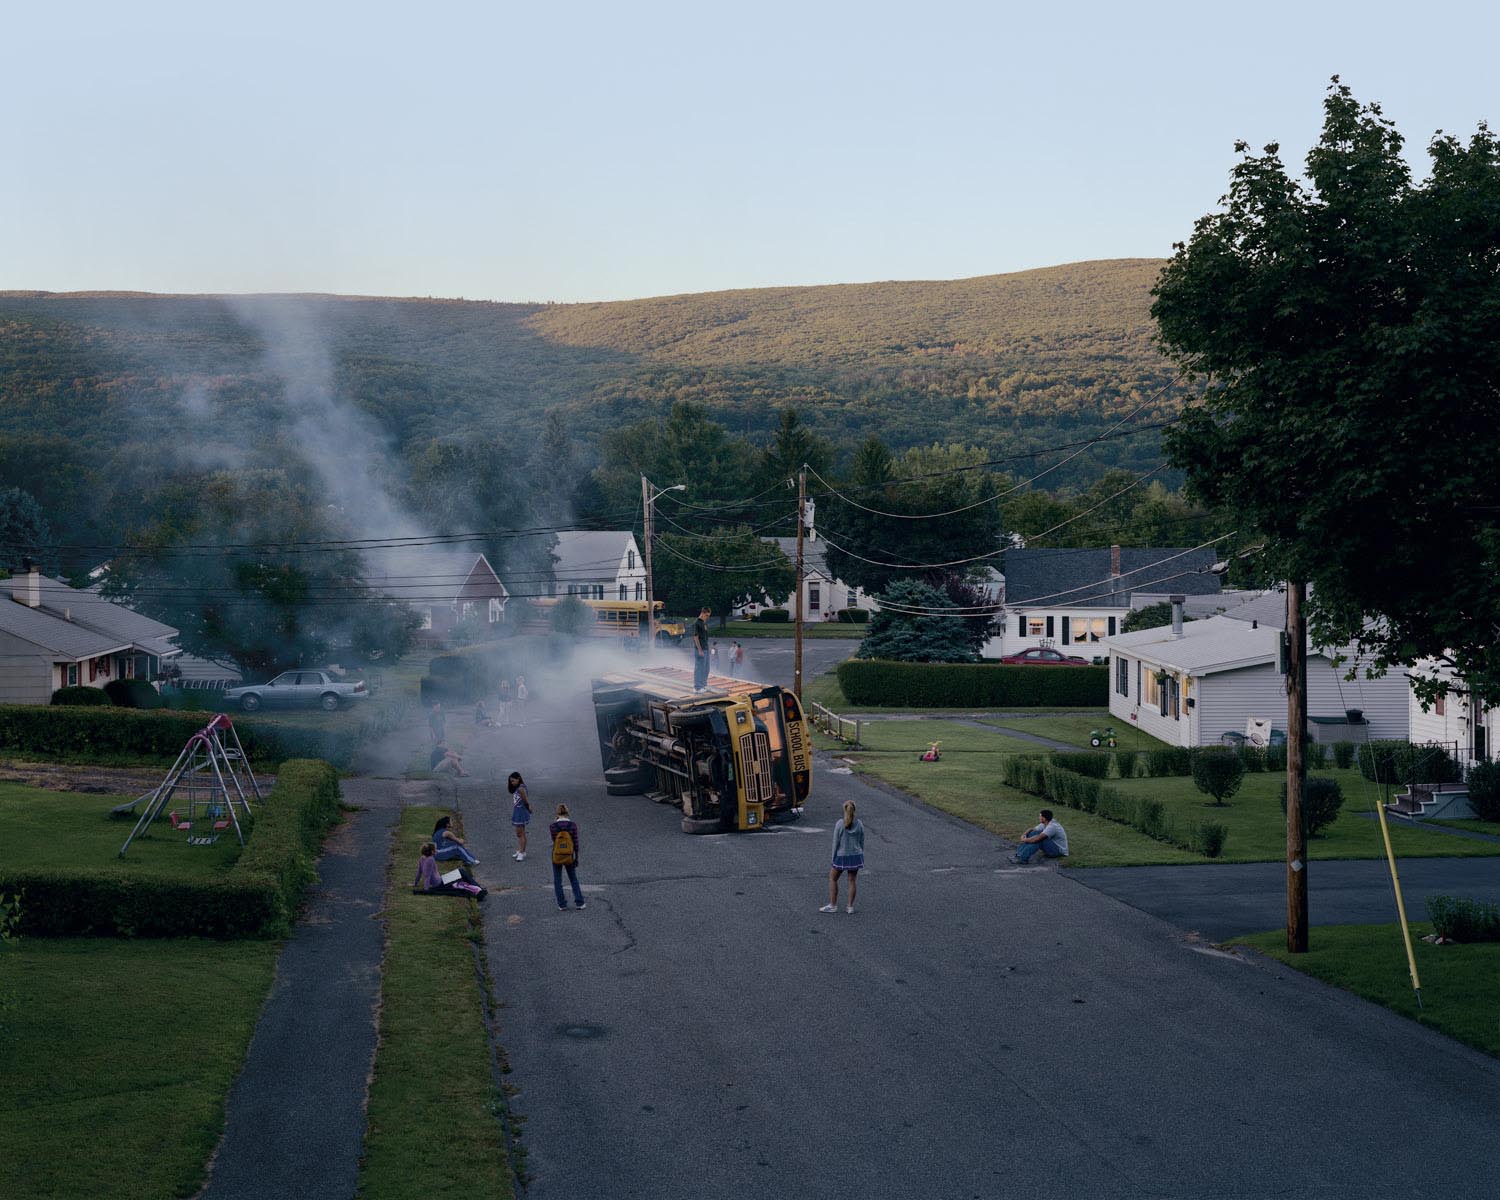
(1011, 809), (1068, 865)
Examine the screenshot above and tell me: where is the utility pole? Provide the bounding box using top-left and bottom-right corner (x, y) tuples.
(641, 475), (657, 648)
(793, 466), (806, 699)
(1285, 579), (1309, 953)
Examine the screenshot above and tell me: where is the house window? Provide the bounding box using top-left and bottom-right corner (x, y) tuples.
(1072, 617), (1108, 643)
(489, 598), (502, 622)
(809, 584), (821, 612)
(595, 585), (604, 600)
(1116, 656), (1129, 697)
(68, 663), (78, 687)
(420, 609), (433, 630)
(619, 584), (628, 601)
(628, 549), (636, 570)
(461, 601), (475, 618)
(1027, 617), (1045, 638)
(1143, 668), (1159, 709)
(635, 581), (643, 600)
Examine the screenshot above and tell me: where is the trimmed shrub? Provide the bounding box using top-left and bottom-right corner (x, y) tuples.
(1001, 755), (1049, 796)
(1464, 760), (1500, 823)
(1236, 745), (1267, 773)
(1426, 895), (1500, 943)
(837, 660), (1107, 708)
(104, 678), (163, 709)
(836, 608), (870, 624)
(1265, 743), (1288, 772)
(1278, 775), (1346, 837)
(755, 609), (791, 623)
(50, 686), (110, 707)
(1191, 821), (1229, 858)
(1143, 747), (1192, 777)
(1304, 742), (1327, 768)
(161, 688), (211, 712)
(1192, 747), (1246, 806)
(1114, 749), (1138, 779)
(1357, 740), (1463, 785)
(1, 759), (342, 939)
(1332, 741), (1356, 769)
(1051, 751), (1111, 779)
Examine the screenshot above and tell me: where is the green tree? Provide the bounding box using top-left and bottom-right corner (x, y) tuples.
(652, 527), (795, 628)
(1154, 80), (1500, 706)
(756, 408), (834, 531)
(1191, 747), (1246, 807)
(821, 438), (1006, 595)
(0, 487), (52, 574)
(1121, 602), (1194, 634)
(857, 579), (976, 663)
(549, 594), (597, 638)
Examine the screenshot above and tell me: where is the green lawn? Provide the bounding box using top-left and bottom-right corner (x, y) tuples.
(1434, 819), (1500, 837)
(0, 937), (280, 1199)
(1235, 924), (1500, 1057)
(1109, 770), (1500, 862)
(0, 784), (245, 876)
(359, 807), (514, 1200)
(850, 756), (1201, 867)
(979, 712), (1173, 752)
(826, 718), (1054, 756)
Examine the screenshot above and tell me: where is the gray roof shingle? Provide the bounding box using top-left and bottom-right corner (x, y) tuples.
(1002, 547), (1222, 608)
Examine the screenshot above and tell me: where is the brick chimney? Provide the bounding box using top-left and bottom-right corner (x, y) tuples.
(11, 558), (41, 608)
(1110, 544), (1121, 577)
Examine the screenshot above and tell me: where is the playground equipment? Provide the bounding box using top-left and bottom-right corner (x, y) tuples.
(1089, 727), (1118, 748)
(115, 714), (262, 856)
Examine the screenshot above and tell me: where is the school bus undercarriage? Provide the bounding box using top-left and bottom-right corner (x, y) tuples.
(591, 666), (811, 834)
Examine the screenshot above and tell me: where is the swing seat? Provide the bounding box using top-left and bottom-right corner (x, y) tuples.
(168, 810), (192, 832)
(213, 818), (231, 831)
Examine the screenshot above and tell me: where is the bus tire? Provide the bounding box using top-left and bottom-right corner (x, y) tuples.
(681, 816), (721, 835)
(606, 781), (641, 796)
(604, 765), (644, 786)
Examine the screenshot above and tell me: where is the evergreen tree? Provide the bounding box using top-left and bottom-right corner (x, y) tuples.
(858, 579), (976, 663)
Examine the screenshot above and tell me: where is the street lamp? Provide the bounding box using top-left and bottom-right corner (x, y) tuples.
(641, 478), (686, 646)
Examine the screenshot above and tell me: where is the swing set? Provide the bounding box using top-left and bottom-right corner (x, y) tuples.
(114, 714), (262, 857)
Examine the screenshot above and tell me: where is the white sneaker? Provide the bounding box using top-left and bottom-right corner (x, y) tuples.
(819, 904), (837, 913)
(846, 905), (855, 914)
(516, 852), (526, 862)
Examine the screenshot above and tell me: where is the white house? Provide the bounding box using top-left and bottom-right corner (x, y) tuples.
(983, 545), (1225, 659)
(1408, 658), (1495, 765)
(551, 531), (646, 602)
(739, 535), (878, 621)
(0, 568), (182, 704)
(1106, 611), (1409, 749)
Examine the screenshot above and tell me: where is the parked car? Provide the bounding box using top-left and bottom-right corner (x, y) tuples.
(998, 647), (1091, 666)
(226, 670), (368, 712)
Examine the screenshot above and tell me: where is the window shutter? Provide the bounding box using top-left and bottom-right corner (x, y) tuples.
(1108, 616), (1117, 636)
(1017, 615), (1025, 637)
(1060, 619), (1070, 645)
(1045, 615), (1054, 639)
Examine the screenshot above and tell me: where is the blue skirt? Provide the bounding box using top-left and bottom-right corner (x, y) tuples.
(831, 853), (863, 871)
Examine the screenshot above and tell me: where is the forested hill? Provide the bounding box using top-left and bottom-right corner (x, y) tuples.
(0, 257), (1172, 462)
(0, 260), (1180, 562)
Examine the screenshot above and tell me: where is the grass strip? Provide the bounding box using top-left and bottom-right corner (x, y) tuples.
(358, 806), (514, 1200)
(0, 937), (280, 1199)
(1235, 923), (1500, 1057)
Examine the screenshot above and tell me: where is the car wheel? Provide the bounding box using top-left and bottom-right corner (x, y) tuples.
(320, 693), (340, 712)
(240, 694), (261, 712)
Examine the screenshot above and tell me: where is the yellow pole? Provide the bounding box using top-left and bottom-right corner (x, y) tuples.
(1373, 795), (1423, 1008)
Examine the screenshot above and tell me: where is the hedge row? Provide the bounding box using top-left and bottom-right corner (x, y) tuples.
(837, 660), (1107, 708)
(1356, 740), (1463, 785)
(0, 759), (342, 939)
(1002, 755), (1229, 858)
(0, 702), (404, 771)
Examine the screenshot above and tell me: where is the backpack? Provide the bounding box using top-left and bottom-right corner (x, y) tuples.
(552, 825), (576, 865)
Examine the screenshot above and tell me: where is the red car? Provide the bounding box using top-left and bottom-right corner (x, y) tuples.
(999, 646), (1090, 666)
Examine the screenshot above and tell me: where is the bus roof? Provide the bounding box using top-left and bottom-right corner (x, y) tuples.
(594, 665), (771, 703)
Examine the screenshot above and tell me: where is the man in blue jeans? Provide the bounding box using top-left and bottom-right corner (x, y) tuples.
(692, 606), (711, 690)
(1012, 809), (1068, 865)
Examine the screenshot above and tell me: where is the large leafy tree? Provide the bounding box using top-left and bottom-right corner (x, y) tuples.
(652, 527), (795, 627)
(105, 470), (419, 677)
(0, 487), (52, 574)
(821, 437), (1006, 594)
(1154, 80), (1500, 705)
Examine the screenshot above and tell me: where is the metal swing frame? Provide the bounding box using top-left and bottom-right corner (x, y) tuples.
(116, 714), (262, 856)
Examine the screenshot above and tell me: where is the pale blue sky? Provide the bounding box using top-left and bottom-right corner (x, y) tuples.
(3, 1), (1495, 302)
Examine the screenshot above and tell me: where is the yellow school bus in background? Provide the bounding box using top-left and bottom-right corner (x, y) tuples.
(525, 598), (685, 643)
(591, 665), (811, 833)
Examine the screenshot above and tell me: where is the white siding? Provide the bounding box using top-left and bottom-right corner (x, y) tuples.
(1306, 655), (1408, 742)
(1108, 653), (1193, 747)
(986, 606), (1125, 658)
(1194, 664), (1289, 748)
(1408, 660), (1498, 761)
(0, 632), (55, 704)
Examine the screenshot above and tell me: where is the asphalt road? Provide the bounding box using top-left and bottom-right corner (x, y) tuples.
(1072, 856), (1500, 941)
(455, 698), (1500, 1200)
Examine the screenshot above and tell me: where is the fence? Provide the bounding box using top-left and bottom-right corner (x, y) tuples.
(810, 701), (862, 748)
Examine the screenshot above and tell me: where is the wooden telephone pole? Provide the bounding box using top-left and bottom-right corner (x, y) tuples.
(793, 466), (806, 699)
(641, 475), (657, 646)
(1285, 580), (1309, 953)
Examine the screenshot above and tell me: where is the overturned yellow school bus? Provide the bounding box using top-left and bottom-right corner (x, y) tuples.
(591, 665), (811, 833)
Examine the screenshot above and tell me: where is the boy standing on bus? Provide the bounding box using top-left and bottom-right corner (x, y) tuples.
(693, 607), (711, 690)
